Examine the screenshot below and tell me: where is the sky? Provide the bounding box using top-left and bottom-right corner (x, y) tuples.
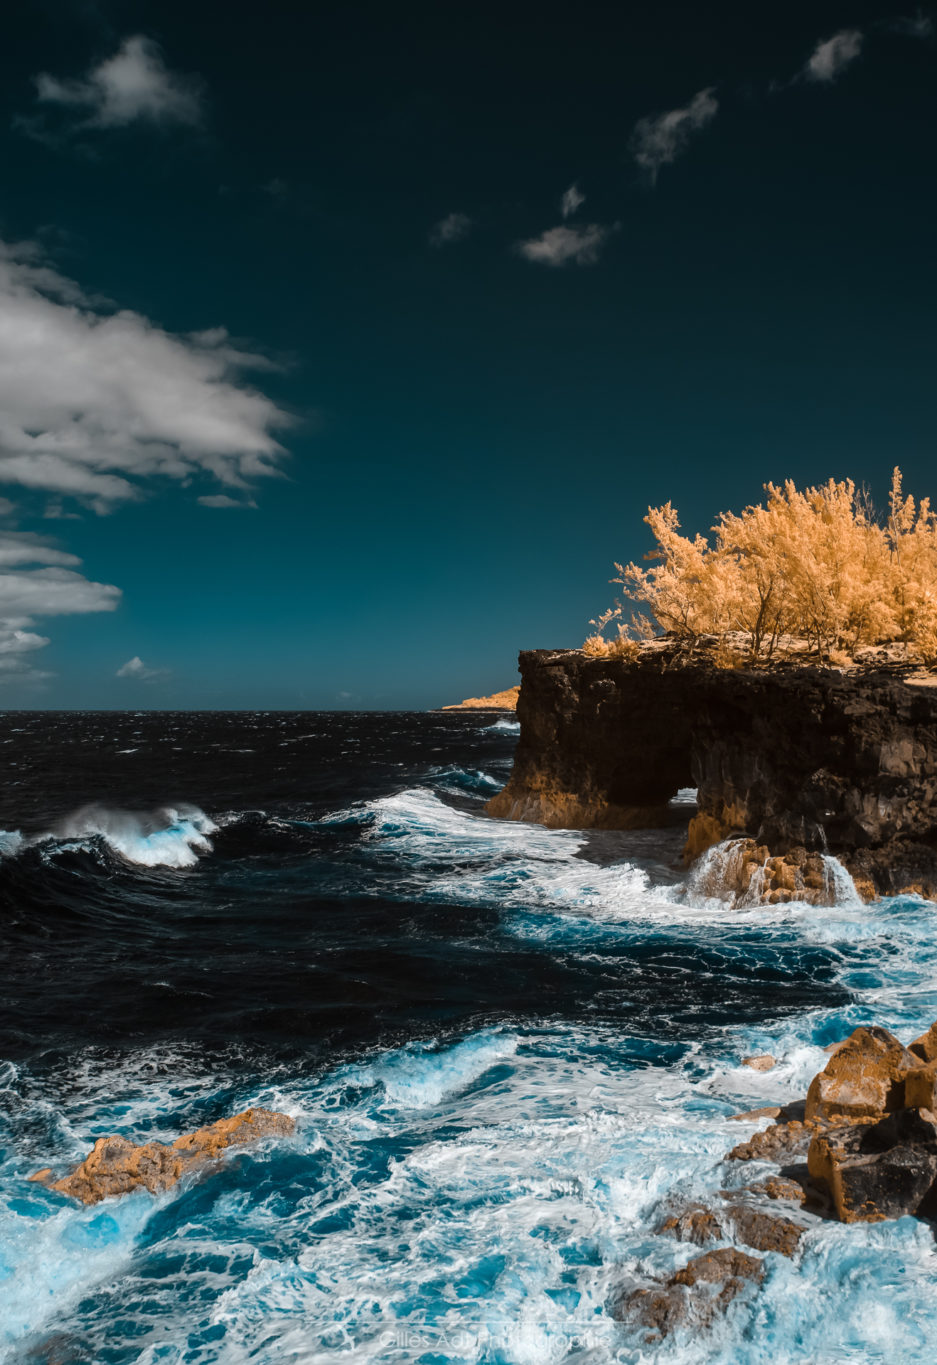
(0, 0), (934, 708)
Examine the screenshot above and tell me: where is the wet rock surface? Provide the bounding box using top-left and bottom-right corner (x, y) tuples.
(488, 642), (937, 899)
(612, 1248), (764, 1341)
(30, 1107), (295, 1205)
(727, 1024), (937, 1226)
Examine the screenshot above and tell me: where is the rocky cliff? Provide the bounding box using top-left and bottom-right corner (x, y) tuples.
(486, 642), (937, 899)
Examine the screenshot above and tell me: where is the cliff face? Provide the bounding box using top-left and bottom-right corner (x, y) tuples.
(485, 645), (937, 899)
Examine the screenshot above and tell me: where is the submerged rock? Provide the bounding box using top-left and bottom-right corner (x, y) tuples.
(30, 1107), (294, 1205)
(658, 1198), (804, 1258)
(613, 1248), (763, 1341)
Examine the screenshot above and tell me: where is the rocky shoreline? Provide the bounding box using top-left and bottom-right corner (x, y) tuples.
(487, 640), (937, 900)
(617, 1021), (937, 1340)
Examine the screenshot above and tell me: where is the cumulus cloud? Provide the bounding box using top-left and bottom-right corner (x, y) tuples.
(33, 35), (203, 130)
(0, 237), (290, 512)
(630, 87), (718, 182)
(197, 493), (258, 509)
(560, 184), (585, 218)
(803, 30), (864, 82)
(116, 655), (168, 681)
(516, 223), (616, 267)
(429, 212), (472, 247)
(0, 532), (119, 686)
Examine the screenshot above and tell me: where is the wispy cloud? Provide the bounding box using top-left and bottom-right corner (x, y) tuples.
(630, 88), (718, 183)
(0, 237), (290, 513)
(31, 35), (203, 132)
(887, 12), (934, 37)
(429, 212), (472, 247)
(0, 532), (119, 685)
(116, 655), (169, 681)
(197, 494), (258, 509)
(516, 222), (616, 267)
(560, 184), (585, 219)
(802, 29), (863, 83)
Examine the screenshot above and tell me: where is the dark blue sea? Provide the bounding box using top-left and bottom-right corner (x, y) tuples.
(1, 711), (936, 1363)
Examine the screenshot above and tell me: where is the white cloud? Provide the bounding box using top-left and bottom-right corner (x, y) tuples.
(803, 30), (863, 82)
(116, 655), (168, 681)
(34, 35), (202, 130)
(429, 213), (472, 247)
(560, 184), (585, 218)
(0, 532), (119, 686)
(0, 237), (291, 512)
(890, 13), (934, 37)
(516, 223), (616, 267)
(630, 87), (718, 182)
(197, 493), (258, 509)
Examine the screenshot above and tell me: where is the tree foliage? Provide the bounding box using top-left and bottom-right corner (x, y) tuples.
(588, 470), (937, 662)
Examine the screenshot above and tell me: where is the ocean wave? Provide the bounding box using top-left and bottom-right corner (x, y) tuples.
(0, 803), (219, 871)
(9, 1020), (937, 1363)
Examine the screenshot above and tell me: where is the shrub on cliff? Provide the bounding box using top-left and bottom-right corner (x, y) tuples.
(588, 469), (937, 661)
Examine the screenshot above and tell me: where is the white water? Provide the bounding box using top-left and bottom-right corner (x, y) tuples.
(4, 771), (937, 1361)
(0, 803), (219, 869)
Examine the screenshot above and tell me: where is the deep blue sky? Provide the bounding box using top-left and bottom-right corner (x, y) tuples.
(0, 0), (934, 707)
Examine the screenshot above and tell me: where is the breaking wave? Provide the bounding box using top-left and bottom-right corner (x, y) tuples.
(3, 710), (937, 1363)
(0, 802), (218, 870)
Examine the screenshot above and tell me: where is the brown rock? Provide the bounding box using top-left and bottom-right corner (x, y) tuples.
(807, 1107), (937, 1223)
(722, 1203), (803, 1257)
(910, 1022), (937, 1063)
(659, 1198), (803, 1258)
(657, 1203), (724, 1245)
(903, 1062), (937, 1111)
(742, 1055), (776, 1072)
(731, 1106), (782, 1121)
(759, 1175), (809, 1203)
(728, 1120), (813, 1163)
(804, 1026), (918, 1123)
(32, 1107), (294, 1206)
(672, 1247), (764, 1287)
(611, 1248), (763, 1340)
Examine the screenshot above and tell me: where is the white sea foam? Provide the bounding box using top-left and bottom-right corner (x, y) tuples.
(0, 829), (24, 858)
(54, 803), (218, 868)
(6, 765), (937, 1361)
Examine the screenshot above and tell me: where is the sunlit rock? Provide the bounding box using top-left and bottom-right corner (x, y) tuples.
(30, 1107), (294, 1205)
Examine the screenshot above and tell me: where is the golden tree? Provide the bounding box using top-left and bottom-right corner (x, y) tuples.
(590, 469), (937, 662)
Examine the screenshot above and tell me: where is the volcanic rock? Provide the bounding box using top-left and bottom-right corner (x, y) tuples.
(807, 1107), (937, 1223)
(910, 1022), (937, 1063)
(728, 1120), (814, 1164)
(487, 643), (937, 899)
(804, 1026), (919, 1123)
(612, 1248), (763, 1341)
(31, 1107), (294, 1205)
(658, 1199), (804, 1257)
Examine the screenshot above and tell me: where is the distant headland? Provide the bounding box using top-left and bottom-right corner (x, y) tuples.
(439, 686), (519, 711)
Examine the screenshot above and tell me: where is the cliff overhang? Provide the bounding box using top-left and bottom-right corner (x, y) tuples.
(486, 643), (937, 900)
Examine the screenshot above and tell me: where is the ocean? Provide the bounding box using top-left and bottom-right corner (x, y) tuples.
(1, 710), (936, 1363)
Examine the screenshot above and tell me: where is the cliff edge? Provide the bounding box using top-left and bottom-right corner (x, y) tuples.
(485, 642), (937, 899)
